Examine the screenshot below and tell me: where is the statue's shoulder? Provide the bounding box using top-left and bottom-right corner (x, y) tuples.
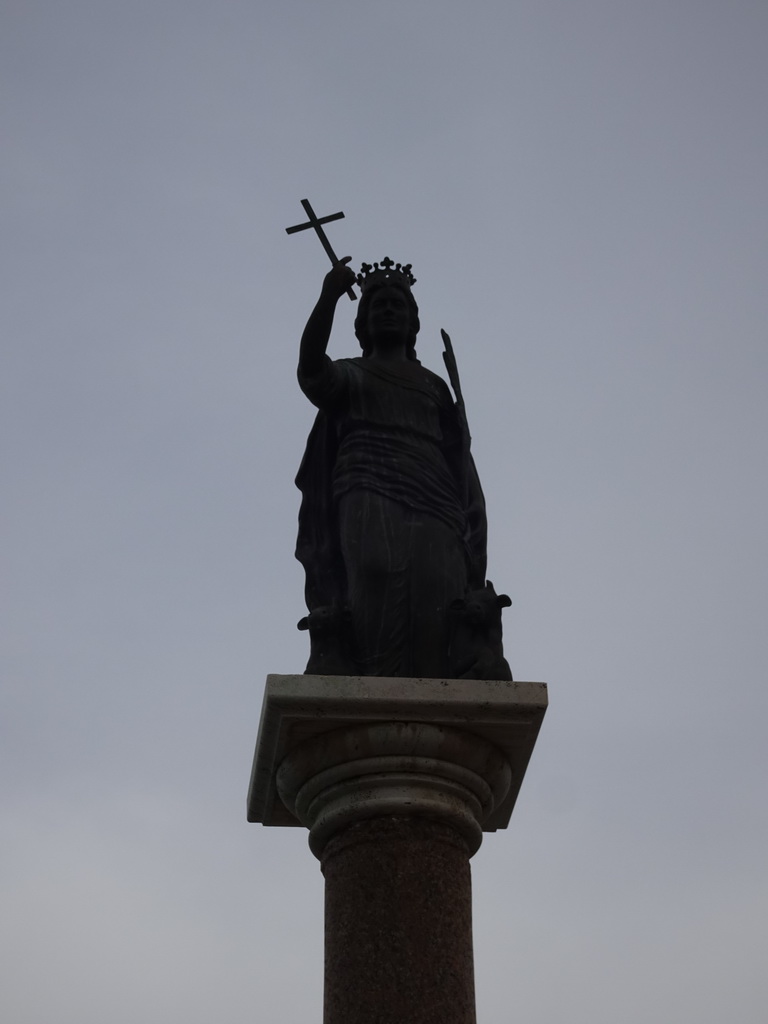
(416, 362), (454, 401)
(419, 363), (450, 387)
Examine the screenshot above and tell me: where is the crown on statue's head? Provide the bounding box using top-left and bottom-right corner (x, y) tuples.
(356, 257), (417, 293)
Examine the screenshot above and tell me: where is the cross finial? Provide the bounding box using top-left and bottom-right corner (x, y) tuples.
(285, 198), (356, 300)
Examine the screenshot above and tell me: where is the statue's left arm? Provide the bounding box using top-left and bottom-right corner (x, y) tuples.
(465, 457), (488, 589)
(438, 377), (487, 589)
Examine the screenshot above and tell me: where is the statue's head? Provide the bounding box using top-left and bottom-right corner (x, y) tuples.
(354, 260), (420, 360)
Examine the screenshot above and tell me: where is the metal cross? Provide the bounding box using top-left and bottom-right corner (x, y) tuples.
(285, 198), (356, 300)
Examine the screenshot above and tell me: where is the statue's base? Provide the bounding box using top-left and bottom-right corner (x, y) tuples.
(247, 674), (547, 841)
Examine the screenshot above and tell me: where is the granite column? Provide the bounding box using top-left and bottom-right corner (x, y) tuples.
(321, 815), (475, 1024)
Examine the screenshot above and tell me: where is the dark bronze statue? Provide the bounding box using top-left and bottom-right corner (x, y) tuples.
(293, 253), (513, 680)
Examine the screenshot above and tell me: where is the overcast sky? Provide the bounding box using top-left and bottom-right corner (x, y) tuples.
(3, 2), (767, 1021)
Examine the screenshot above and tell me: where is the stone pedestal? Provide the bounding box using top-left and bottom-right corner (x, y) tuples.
(248, 675), (547, 1024)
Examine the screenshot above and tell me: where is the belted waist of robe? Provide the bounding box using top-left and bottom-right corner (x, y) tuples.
(332, 425), (466, 536)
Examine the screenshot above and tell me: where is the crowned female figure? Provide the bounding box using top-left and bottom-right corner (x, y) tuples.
(296, 257), (508, 679)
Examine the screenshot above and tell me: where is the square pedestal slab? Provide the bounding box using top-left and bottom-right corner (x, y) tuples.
(248, 675), (547, 831)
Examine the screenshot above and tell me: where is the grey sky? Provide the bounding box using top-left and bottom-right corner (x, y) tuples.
(3, 2), (767, 1021)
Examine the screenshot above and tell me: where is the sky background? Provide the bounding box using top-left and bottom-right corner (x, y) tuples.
(3, 2), (767, 1021)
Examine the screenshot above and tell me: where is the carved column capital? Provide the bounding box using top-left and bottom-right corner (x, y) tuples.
(276, 721), (512, 858)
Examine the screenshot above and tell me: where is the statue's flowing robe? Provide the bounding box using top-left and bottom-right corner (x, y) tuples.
(296, 355), (486, 677)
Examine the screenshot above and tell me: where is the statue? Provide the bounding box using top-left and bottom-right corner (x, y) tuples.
(287, 201), (511, 679)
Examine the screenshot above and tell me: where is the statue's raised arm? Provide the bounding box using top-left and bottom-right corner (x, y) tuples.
(298, 257), (357, 379)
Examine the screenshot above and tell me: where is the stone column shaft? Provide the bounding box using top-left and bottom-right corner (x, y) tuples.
(322, 816), (476, 1024)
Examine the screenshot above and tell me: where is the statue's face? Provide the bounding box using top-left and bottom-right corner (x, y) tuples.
(366, 286), (411, 346)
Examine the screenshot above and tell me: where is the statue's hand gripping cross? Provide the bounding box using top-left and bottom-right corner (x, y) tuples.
(285, 198), (356, 300)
